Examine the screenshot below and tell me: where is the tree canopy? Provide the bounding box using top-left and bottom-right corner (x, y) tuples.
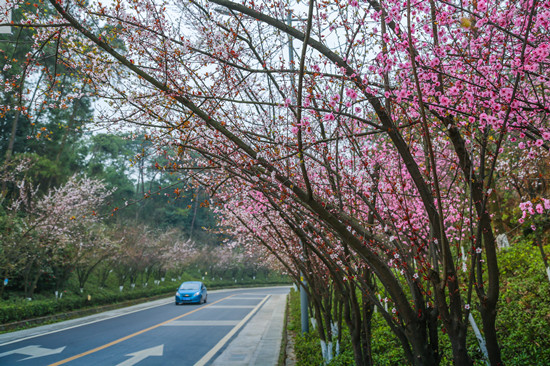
(1, 0), (549, 364)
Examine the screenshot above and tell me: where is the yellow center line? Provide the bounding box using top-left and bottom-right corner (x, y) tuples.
(48, 294), (236, 366)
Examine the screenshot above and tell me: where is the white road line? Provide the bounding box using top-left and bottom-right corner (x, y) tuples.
(193, 295), (270, 366)
(206, 305), (255, 309)
(162, 320), (240, 326)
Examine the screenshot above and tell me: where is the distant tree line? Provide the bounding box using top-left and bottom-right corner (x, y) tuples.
(0, 2), (279, 300)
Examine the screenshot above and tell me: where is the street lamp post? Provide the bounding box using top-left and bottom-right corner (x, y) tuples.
(286, 11), (309, 336)
(214, 4), (310, 335)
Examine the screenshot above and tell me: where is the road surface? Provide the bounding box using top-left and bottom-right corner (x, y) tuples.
(0, 286), (290, 366)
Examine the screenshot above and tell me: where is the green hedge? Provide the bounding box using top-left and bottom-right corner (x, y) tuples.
(0, 284), (176, 324)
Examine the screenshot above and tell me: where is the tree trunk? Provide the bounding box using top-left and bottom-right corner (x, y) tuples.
(76, 258), (105, 289)
(343, 292), (366, 366)
(536, 233), (550, 283)
(447, 326), (471, 366)
(22, 259), (34, 298)
(361, 285), (374, 366)
(427, 306), (440, 363)
(28, 270), (42, 298)
(405, 322), (440, 366)
(54, 265), (72, 293)
(480, 304), (503, 366)
(189, 187), (200, 240)
(98, 266), (111, 287)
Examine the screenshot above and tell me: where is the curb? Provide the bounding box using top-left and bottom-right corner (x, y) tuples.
(278, 293), (290, 365)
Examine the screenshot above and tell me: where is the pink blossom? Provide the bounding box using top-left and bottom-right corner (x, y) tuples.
(499, 88), (513, 100)
(323, 113), (335, 121)
(346, 88), (358, 100)
(532, 43), (550, 61)
(477, 0), (487, 12)
(429, 58), (440, 68)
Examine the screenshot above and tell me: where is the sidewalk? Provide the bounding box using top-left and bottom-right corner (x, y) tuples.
(210, 293), (287, 366)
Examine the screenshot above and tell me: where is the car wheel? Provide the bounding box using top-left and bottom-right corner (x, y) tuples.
(204, 296), (207, 303)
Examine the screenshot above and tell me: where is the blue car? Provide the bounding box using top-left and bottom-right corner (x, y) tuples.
(175, 281), (207, 305)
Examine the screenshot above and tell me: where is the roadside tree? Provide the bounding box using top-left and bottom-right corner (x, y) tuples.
(6, 0), (550, 364)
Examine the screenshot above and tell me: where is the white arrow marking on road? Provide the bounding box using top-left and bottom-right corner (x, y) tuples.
(0, 345), (66, 361)
(116, 345), (164, 366)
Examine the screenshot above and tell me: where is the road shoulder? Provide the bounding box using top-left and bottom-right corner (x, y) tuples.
(211, 293), (287, 365)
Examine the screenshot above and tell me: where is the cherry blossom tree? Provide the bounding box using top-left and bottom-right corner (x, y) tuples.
(1, 154), (113, 296)
(74, 224), (114, 291)
(4, 0), (550, 364)
(29, 175), (114, 293)
(220, 182), (391, 363)
(149, 229), (197, 282)
(0, 158), (36, 297)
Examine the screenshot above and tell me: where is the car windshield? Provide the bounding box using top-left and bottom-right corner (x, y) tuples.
(179, 283), (200, 290)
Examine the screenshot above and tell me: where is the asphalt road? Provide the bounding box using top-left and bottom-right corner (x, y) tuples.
(0, 286), (290, 366)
